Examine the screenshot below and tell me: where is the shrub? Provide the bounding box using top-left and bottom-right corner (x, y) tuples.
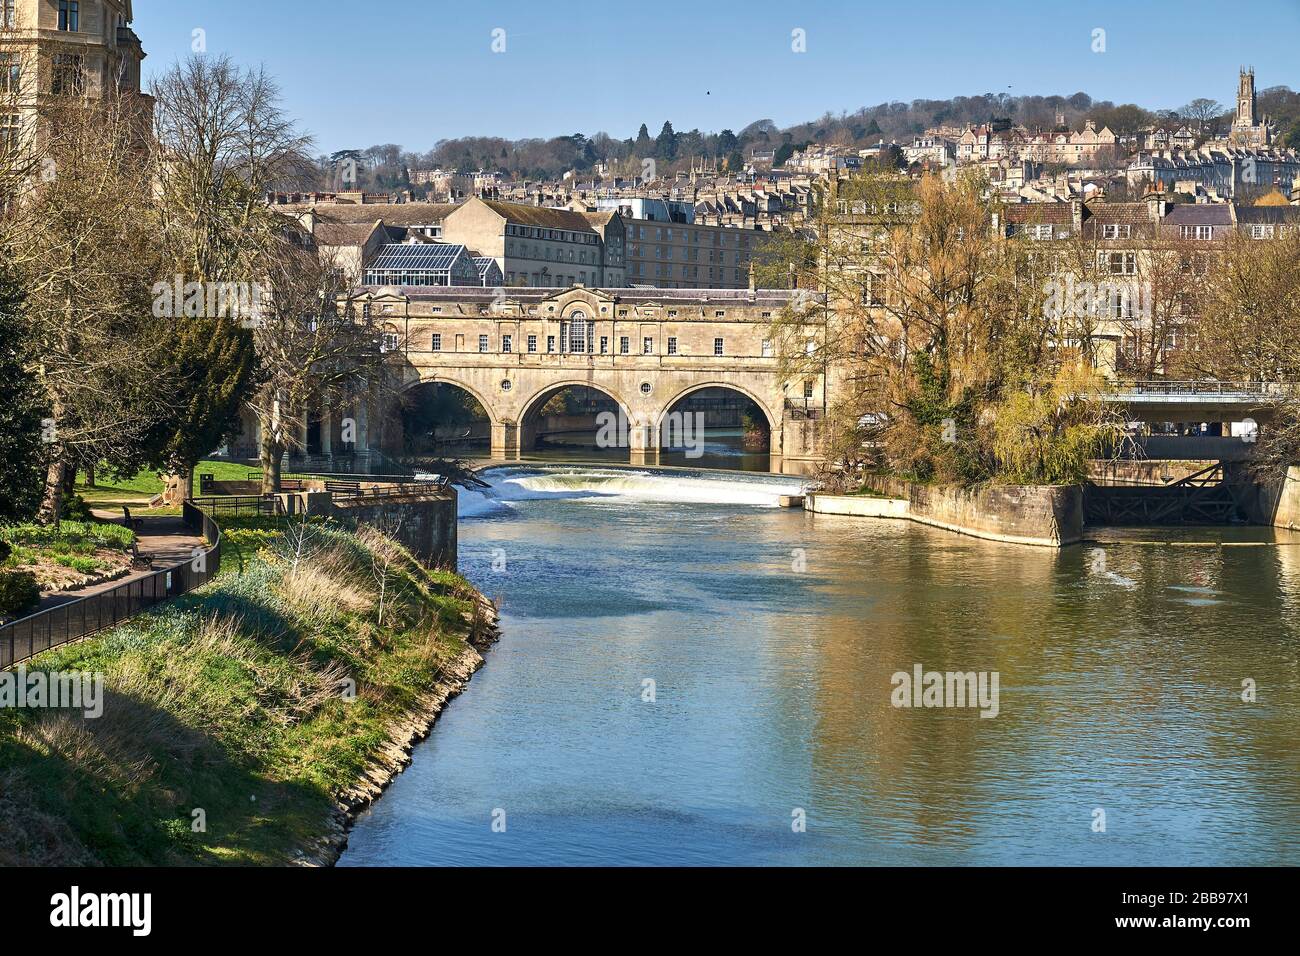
(0, 521), (134, 552)
(0, 570), (40, 619)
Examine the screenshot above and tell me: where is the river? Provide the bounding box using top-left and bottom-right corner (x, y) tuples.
(339, 464), (1300, 866)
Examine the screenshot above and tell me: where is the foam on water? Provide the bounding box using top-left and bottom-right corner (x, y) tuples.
(457, 465), (808, 518)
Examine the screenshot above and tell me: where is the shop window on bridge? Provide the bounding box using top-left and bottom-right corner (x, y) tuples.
(620, 336), (630, 354)
(431, 333), (442, 352)
(667, 337), (678, 355)
(479, 334), (489, 352)
(502, 335), (512, 353)
(528, 334), (538, 353)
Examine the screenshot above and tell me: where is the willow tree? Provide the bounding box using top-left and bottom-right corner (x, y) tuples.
(756, 170), (1121, 486)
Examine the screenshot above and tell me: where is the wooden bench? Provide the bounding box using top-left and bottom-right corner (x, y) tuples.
(121, 506), (145, 533)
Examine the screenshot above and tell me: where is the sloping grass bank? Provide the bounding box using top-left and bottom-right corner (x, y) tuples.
(0, 519), (496, 866)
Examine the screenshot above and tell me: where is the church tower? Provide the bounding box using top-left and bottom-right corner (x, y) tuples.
(1229, 67), (1272, 148)
(1236, 67), (1257, 128)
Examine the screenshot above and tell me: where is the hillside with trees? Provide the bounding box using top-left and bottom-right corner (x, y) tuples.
(310, 84), (1300, 194)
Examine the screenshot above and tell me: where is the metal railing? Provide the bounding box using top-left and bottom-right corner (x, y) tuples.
(189, 494), (286, 518)
(1, 502), (223, 670)
(1108, 381), (1294, 397)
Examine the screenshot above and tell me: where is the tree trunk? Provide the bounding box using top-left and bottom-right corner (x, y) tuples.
(85, 463), (96, 488)
(40, 457), (71, 527)
(260, 436), (283, 495)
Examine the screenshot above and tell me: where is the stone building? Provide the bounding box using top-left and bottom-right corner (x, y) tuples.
(0, 0), (147, 146)
(1227, 68), (1275, 149)
(439, 197), (626, 287)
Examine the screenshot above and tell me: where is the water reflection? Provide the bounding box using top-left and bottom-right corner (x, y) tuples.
(340, 467), (1300, 866)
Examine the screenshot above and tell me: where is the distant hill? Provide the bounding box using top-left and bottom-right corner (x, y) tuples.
(313, 86), (1300, 192)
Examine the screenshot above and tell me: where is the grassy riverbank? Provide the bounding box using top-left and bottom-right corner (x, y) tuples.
(0, 518), (492, 866)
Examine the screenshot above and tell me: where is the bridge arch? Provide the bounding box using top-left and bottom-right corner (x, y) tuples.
(403, 372), (500, 426)
(655, 381), (778, 434)
(518, 379), (637, 426)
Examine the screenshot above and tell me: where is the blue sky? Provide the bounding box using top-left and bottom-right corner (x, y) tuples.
(135, 0), (1300, 154)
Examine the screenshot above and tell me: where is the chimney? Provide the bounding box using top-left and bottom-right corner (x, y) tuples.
(1070, 197), (1083, 233)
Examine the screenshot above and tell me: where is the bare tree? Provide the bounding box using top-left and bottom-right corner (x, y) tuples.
(152, 54), (314, 283)
(3, 93), (171, 521)
(246, 238), (391, 493)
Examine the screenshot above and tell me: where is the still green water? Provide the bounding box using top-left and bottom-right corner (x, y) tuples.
(339, 465), (1300, 866)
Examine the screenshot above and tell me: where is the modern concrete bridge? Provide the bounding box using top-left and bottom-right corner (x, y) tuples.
(1102, 380), (1290, 422)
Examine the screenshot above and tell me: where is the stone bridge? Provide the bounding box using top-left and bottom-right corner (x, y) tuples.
(361, 285), (828, 472)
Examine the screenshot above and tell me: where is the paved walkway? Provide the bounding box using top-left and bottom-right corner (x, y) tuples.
(35, 513), (206, 613)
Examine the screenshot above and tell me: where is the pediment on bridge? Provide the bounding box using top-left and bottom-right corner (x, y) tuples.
(537, 286), (615, 310)
(533, 285), (620, 319)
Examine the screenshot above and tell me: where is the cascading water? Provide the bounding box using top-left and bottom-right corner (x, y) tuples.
(458, 465), (810, 518)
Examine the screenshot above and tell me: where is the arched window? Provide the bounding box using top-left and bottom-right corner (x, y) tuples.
(565, 310), (591, 354)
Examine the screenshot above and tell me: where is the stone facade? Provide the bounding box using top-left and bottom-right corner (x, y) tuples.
(357, 284), (828, 471)
(1, 0), (146, 145)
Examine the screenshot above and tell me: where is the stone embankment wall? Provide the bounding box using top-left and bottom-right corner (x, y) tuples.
(1225, 463), (1300, 530)
(808, 478), (1084, 548)
(308, 490), (458, 569)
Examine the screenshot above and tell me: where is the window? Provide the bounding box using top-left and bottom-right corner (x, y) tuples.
(1099, 251), (1136, 275)
(714, 337), (724, 356)
(527, 334), (538, 353)
(2, 1), (14, 29)
(1250, 224), (1275, 239)
(667, 337), (677, 355)
(0, 53), (16, 93)
(51, 53), (83, 95)
(431, 333), (442, 352)
(58, 1), (78, 32)
(379, 333), (399, 353)
(761, 338), (773, 358)
(642, 337), (654, 355)
(1180, 225), (1213, 241)
(803, 380), (815, 399)
(567, 312), (588, 353)
(1101, 224), (1132, 240)
(0, 113), (18, 151)
(502, 335), (512, 353)
(600, 336), (608, 354)
(478, 334), (489, 352)
(619, 336), (630, 354)
(546, 335), (555, 353)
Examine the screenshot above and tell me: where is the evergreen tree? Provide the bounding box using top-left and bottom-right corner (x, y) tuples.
(0, 265), (49, 524)
(145, 317), (257, 497)
(634, 124), (653, 154)
(655, 121), (678, 161)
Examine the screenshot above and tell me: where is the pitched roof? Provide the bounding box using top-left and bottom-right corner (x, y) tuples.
(1162, 204), (1234, 226)
(478, 199), (601, 232)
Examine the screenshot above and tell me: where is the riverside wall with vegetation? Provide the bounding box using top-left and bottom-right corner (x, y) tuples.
(809, 476), (1084, 547)
(0, 518), (497, 866)
(1226, 463), (1300, 531)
